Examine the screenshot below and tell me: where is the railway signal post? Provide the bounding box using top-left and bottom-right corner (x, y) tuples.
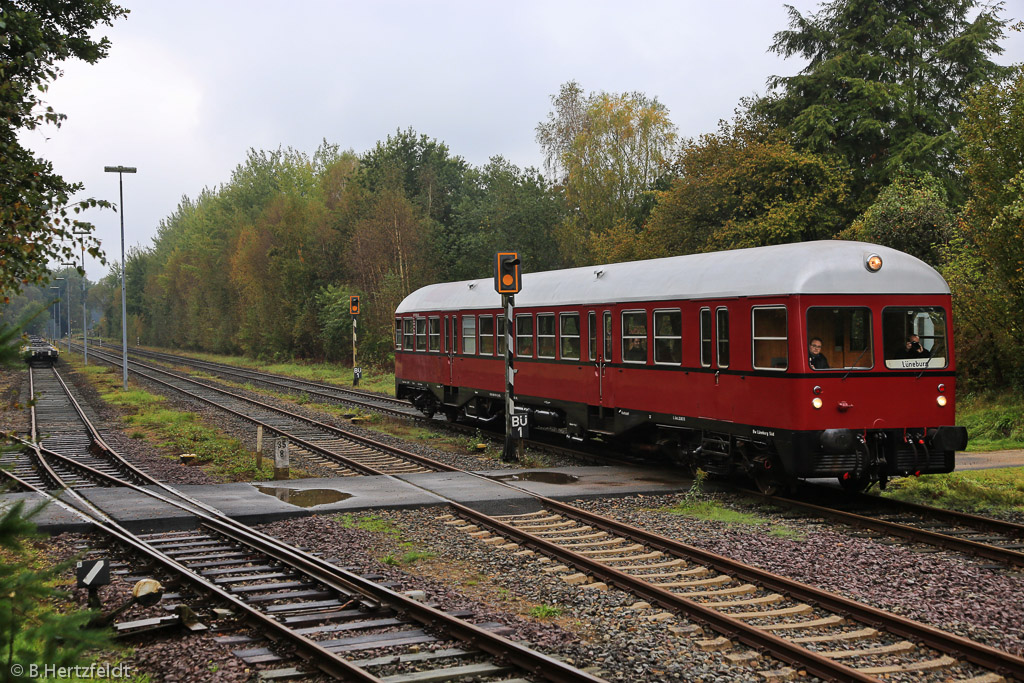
(350, 295), (360, 386)
(495, 253), (524, 462)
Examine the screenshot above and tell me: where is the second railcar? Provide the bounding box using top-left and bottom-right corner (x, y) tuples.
(394, 241), (967, 493)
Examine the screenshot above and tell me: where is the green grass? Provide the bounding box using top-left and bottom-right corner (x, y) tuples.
(74, 363), (273, 482)
(177, 348), (397, 396)
(335, 513), (400, 535)
(667, 499), (774, 525)
(396, 550), (435, 565)
(528, 604), (563, 619)
(880, 466), (1024, 515)
(664, 498), (805, 540)
(957, 392), (1024, 451)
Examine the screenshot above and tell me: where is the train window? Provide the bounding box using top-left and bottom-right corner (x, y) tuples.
(699, 308), (712, 367)
(416, 318), (427, 351)
(622, 310), (647, 364)
(462, 315), (476, 355)
(716, 307), (730, 368)
(604, 311), (612, 361)
(516, 314), (534, 357)
(428, 317), (440, 352)
(479, 315), (495, 356)
(589, 311), (596, 361)
(497, 316), (506, 356)
(537, 314), (556, 358)
(403, 318), (414, 350)
(654, 310), (682, 365)
(560, 313), (581, 360)
(752, 306), (788, 370)
(806, 307), (873, 370)
(395, 319), (402, 350)
(882, 307), (948, 370)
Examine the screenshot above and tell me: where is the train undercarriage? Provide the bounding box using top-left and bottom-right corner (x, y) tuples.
(398, 383), (966, 495)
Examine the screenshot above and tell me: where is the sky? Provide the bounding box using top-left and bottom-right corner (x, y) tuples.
(22, 0), (1024, 281)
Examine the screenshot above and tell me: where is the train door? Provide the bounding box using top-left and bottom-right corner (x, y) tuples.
(713, 306), (733, 419)
(594, 309), (613, 409)
(445, 315), (455, 385)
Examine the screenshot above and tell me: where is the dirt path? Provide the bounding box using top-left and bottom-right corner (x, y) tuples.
(957, 449), (1024, 470)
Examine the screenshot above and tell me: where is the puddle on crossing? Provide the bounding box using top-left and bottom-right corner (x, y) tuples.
(490, 472), (580, 485)
(255, 486), (351, 508)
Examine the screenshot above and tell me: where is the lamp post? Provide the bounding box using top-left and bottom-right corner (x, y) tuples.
(105, 165), (136, 390)
(61, 264), (76, 353)
(71, 231), (90, 365)
(54, 276), (66, 352)
(49, 287), (60, 342)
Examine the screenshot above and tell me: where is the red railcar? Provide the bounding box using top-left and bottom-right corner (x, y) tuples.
(395, 241), (967, 492)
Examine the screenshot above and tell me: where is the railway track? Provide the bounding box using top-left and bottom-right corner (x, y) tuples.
(92, 342), (420, 419)
(738, 485), (1024, 569)
(83, 346), (459, 478)
(440, 499), (1024, 682)
(0, 367), (157, 490)
(44, 347), (1024, 679)
(1, 369), (605, 683)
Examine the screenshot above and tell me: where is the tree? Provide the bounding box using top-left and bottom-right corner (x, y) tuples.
(358, 128), (468, 227)
(838, 170), (955, 265)
(640, 116), (850, 257)
(943, 64), (1024, 390)
(759, 0), (1008, 211)
(444, 157), (566, 279)
(0, 0), (128, 300)
(537, 82), (678, 264)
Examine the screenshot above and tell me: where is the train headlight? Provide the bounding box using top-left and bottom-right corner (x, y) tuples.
(811, 397), (823, 410)
(865, 254), (883, 272)
(936, 395), (948, 407)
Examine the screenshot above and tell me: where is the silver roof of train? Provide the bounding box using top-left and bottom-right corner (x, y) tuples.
(396, 241), (950, 313)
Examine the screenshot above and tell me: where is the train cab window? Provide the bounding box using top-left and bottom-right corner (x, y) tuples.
(415, 318), (427, 351)
(560, 313), (581, 360)
(516, 314), (534, 357)
(479, 315), (495, 355)
(716, 307), (730, 368)
(589, 311), (597, 361)
(395, 319), (402, 350)
(806, 307), (873, 370)
(497, 316), (506, 356)
(403, 318), (414, 350)
(537, 314), (556, 358)
(462, 315), (476, 355)
(622, 311), (647, 364)
(654, 310), (682, 365)
(604, 311), (613, 361)
(699, 308), (712, 367)
(752, 306), (788, 370)
(428, 317), (440, 352)
(882, 307), (948, 369)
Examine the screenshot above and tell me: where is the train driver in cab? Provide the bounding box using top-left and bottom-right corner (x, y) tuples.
(808, 337), (829, 369)
(901, 334), (929, 359)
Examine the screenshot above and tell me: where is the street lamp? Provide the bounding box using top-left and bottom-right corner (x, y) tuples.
(61, 264), (76, 354)
(48, 286), (60, 342)
(105, 165), (136, 390)
(54, 277), (66, 352)
(71, 230), (90, 365)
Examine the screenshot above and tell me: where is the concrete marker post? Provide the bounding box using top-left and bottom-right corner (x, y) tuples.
(273, 437), (289, 480)
(256, 425), (263, 471)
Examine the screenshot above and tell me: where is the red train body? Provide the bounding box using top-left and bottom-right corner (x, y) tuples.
(395, 241), (967, 492)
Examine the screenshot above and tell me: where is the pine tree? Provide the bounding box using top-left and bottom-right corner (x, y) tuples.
(759, 0), (1008, 213)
